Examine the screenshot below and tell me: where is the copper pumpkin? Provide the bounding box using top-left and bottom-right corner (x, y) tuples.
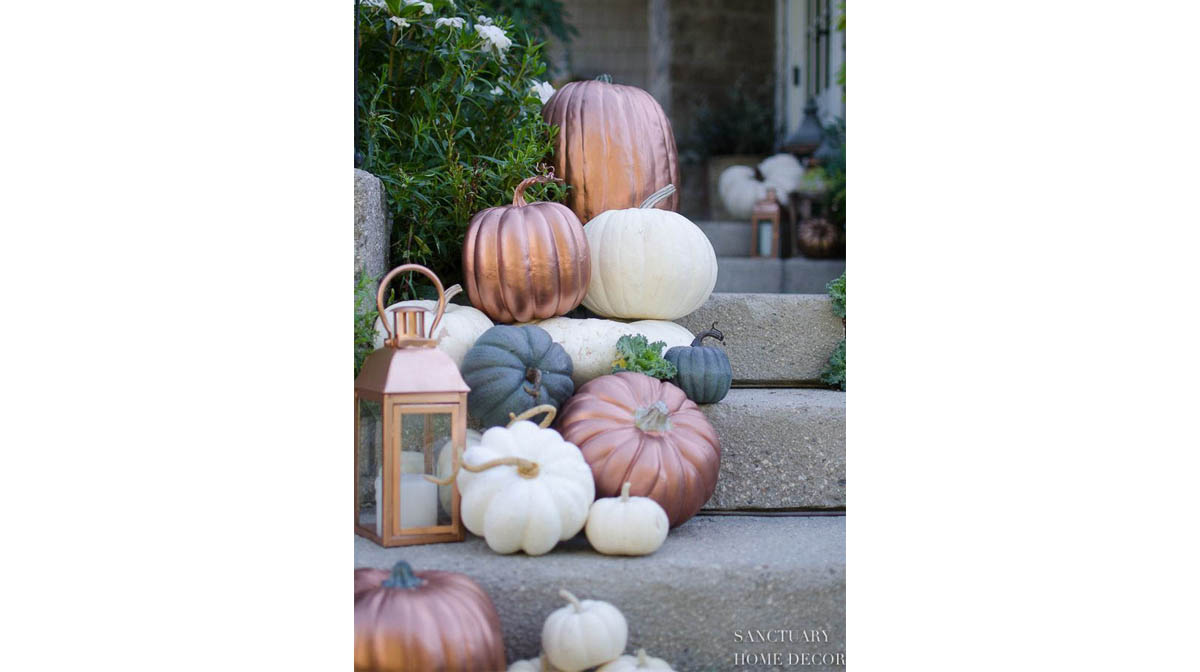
(796, 217), (846, 259)
(463, 174), (591, 324)
(354, 561), (506, 672)
(557, 372), (720, 527)
(542, 78), (680, 223)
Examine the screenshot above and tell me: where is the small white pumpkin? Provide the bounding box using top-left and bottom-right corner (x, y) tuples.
(758, 153), (806, 194)
(533, 317), (694, 387)
(582, 185), (717, 320)
(508, 655), (560, 672)
(542, 589), (628, 672)
(586, 482), (669, 556)
(596, 649), (676, 671)
(718, 165), (787, 219)
(373, 284), (494, 367)
(454, 406), (595, 555)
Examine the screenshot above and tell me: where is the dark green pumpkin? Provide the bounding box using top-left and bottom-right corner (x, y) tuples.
(664, 323), (732, 404)
(460, 325), (575, 428)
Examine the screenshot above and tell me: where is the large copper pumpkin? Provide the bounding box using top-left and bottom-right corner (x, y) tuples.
(557, 372), (720, 527)
(542, 79), (680, 223)
(463, 174), (591, 324)
(354, 561), (506, 671)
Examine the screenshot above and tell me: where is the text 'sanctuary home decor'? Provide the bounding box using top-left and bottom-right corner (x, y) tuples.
(462, 172), (591, 324)
(355, 264), (468, 548)
(542, 77), (680, 223)
(354, 561), (506, 671)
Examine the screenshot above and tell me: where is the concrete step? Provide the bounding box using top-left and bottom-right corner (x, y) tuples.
(355, 514), (846, 670)
(713, 256), (845, 294)
(675, 293), (845, 387)
(695, 220), (752, 257)
(701, 388), (845, 511)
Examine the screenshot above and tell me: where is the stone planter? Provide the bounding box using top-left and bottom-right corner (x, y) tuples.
(706, 154), (766, 220)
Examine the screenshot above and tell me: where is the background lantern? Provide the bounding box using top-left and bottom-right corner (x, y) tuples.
(355, 264), (468, 547)
(750, 188), (782, 258)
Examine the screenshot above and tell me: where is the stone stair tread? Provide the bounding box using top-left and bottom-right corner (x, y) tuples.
(355, 514), (846, 669)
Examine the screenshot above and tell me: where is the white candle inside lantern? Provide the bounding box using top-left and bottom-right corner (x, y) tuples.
(373, 471), (438, 535)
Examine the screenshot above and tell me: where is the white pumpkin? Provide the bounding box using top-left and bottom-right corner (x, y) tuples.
(718, 165), (787, 219)
(597, 649), (675, 672)
(542, 589), (628, 672)
(508, 655), (559, 672)
(433, 429), (482, 514)
(585, 482), (669, 556)
(758, 153), (805, 194)
(456, 408), (594, 555)
(582, 185), (717, 320)
(533, 317), (694, 387)
(373, 284), (493, 367)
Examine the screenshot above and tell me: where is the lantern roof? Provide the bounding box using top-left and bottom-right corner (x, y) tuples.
(355, 346), (469, 395)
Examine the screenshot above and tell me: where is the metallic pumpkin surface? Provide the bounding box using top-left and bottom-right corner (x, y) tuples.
(354, 565), (506, 671)
(556, 372), (720, 527)
(542, 80), (680, 223)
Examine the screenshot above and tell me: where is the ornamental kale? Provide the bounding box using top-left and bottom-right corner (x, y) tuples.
(611, 334), (677, 380)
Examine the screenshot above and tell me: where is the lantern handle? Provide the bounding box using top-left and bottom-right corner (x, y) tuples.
(376, 264), (446, 343)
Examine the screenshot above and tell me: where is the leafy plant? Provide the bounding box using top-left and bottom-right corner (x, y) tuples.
(822, 271), (846, 390)
(355, 0), (567, 301)
(479, 0), (577, 45)
(354, 272), (386, 376)
(827, 271), (845, 319)
(684, 75), (776, 159)
(611, 334), (678, 380)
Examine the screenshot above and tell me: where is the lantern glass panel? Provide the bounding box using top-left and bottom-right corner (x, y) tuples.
(757, 220), (774, 256)
(356, 398), (383, 535)
(398, 410), (454, 528)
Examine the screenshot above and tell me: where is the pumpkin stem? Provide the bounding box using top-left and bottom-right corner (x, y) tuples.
(637, 649), (648, 666)
(620, 481), (632, 501)
(638, 184), (676, 209)
(460, 456), (540, 479)
(633, 400), (673, 433)
(381, 560), (425, 589)
(523, 367), (543, 398)
(595, 73), (613, 83)
(508, 404), (557, 428)
(691, 321), (725, 347)
(512, 171), (563, 207)
(559, 589), (584, 613)
(443, 283), (463, 303)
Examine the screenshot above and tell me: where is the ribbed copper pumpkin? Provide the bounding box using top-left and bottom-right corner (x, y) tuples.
(556, 372), (720, 527)
(796, 217), (846, 259)
(463, 173), (591, 323)
(354, 561), (506, 672)
(542, 78), (680, 223)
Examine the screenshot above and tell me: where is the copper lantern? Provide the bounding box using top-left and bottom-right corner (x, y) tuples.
(355, 264), (468, 547)
(750, 189), (782, 258)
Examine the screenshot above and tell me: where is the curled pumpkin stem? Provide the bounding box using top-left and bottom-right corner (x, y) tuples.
(639, 183), (676, 209)
(559, 589), (584, 612)
(512, 170), (563, 207)
(508, 404), (557, 428)
(692, 321), (725, 347)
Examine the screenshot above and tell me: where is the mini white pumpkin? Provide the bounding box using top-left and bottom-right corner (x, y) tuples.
(508, 655), (560, 672)
(542, 589), (628, 672)
(453, 406), (594, 555)
(717, 165), (787, 219)
(585, 482), (669, 556)
(533, 317), (694, 387)
(582, 185), (717, 320)
(373, 284), (494, 367)
(758, 153), (806, 194)
(596, 649), (675, 672)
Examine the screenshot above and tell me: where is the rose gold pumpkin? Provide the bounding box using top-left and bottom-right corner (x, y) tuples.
(354, 561), (506, 672)
(542, 79), (680, 223)
(463, 174), (591, 324)
(556, 372), (720, 527)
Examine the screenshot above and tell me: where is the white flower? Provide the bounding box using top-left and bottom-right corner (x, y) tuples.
(530, 80), (555, 104)
(475, 24), (512, 58)
(476, 15), (493, 25)
(490, 86), (504, 95)
(403, 0), (433, 14)
(388, 16), (410, 29)
(360, 0), (387, 9)
(435, 16), (465, 29)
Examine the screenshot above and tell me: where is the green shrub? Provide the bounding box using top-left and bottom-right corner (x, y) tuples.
(354, 273), (387, 376)
(355, 0), (567, 301)
(827, 271), (845, 319)
(822, 272), (846, 390)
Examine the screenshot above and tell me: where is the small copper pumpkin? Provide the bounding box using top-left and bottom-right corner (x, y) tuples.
(557, 372), (720, 527)
(796, 217), (846, 259)
(354, 561), (506, 671)
(463, 173), (591, 324)
(542, 78), (680, 223)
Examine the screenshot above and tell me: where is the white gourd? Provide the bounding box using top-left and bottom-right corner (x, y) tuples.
(758, 153), (806, 194)
(718, 165), (787, 219)
(373, 284), (493, 367)
(596, 649), (676, 672)
(542, 589), (629, 672)
(533, 317), (694, 387)
(582, 185), (717, 320)
(454, 407), (594, 556)
(585, 482), (669, 556)
(508, 655), (560, 672)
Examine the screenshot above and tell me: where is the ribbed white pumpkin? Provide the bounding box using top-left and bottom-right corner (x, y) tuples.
(457, 412), (594, 556)
(582, 185), (717, 320)
(596, 649), (675, 671)
(542, 590), (628, 672)
(373, 284), (494, 367)
(717, 165), (787, 219)
(533, 317), (694, 386)
(585, 482), (669, 556)
(758, 153), (806, 194)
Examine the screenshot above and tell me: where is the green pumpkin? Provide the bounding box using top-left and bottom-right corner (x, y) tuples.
(461, 325), (575, 428)
(664, 323), (733, 404)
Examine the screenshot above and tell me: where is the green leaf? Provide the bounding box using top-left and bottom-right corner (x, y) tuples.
(611, 334), (678, 380)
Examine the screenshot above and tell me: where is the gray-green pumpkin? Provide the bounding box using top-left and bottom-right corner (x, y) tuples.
(664, 323), (732, 404)
(461, 325), (575, 428)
